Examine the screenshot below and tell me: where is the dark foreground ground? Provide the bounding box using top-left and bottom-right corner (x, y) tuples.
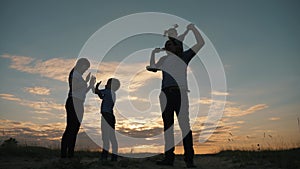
(0, 146), (299, 169)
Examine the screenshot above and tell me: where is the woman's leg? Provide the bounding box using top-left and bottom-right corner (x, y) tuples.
(61, 97), (73, 158)
(61, 98), (83, 158)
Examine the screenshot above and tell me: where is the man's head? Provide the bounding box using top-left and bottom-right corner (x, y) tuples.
(164, 39), (183, 56)
(106, 78), (121, 91)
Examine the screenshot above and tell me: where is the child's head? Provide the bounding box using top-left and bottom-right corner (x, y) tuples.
(106, 78), (120, 91)
(164, 24), (179, 38)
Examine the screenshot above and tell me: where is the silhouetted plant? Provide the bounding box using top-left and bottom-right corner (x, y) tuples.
(1, 137), (18, 148)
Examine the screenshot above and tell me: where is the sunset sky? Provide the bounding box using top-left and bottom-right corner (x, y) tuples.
(1, 0), (300, 155)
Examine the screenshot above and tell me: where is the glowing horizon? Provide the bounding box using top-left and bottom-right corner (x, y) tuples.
(1, 0), (300, 156)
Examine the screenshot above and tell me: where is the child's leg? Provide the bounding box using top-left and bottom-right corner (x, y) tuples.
(110, 130), (118, 159)
(109, 115), (118, 161)
(101, 116), (110, 160)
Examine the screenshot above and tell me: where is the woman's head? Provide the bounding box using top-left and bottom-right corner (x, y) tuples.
(75, 58), (90, 74)
(106, 78), (121, 91)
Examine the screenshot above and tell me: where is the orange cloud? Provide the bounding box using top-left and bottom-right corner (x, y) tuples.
(24, 87), (51, 95)
(0, 93), (21, 101)
(224, 104), (268, 117)
(211, 90), (229, 96)
(269, 117), (280, 121)
(0, 93), (64, 116)
(2, 54), (75, 82)
(2, 54), (160, 93)
(93, 61), (160, 92)
(0, 119), (67, 147)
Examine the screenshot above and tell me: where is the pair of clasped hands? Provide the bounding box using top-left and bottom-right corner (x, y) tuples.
(84, 72), (100, 91)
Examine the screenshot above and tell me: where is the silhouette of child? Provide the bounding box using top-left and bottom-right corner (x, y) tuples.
(94, 78), (120, 162)
(164, 24), (189, 52)
(146, 24), (190, 72)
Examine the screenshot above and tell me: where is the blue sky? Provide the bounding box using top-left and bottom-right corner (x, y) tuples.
(0, 0), (300, 154)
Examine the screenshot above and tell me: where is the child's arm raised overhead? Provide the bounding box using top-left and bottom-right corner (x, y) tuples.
(177, 28), (189, 42)
(94, 81), (101, 94)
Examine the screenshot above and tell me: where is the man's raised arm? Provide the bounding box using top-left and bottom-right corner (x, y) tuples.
(146, 48), (164, 72)
(188, 24), (205, 54)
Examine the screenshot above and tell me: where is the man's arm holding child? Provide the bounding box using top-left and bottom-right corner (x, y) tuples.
(146, 48), (165, 72)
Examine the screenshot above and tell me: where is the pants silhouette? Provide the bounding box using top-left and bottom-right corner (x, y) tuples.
(160, 88), (194, 162)
(101, 113), (118, 159)
(61, 97), (83, 158)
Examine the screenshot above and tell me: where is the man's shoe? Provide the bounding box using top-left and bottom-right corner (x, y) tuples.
(156, 158), (174, 166)
(186, 161), (196, 168)
(111, 154), (118, 162)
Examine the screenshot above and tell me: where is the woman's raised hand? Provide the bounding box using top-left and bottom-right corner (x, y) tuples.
(85, 72), (91, 83)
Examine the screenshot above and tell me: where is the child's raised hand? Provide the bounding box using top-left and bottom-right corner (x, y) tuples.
(187, 23), (195, 30)
(96, 81), (102, 89)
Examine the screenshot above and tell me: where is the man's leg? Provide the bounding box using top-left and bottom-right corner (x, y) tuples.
(157, 90), (175, 165)
(175, 90), (195, 168)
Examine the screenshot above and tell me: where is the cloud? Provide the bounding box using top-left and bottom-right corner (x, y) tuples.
(0, 119), (104, 150)
(0, 93), (64, 116)
(20, 100), (64, 112)
(192, 96), (268, 119)
(236, 120), (245, 124)
(32, 117), (50, 121)
(192, 120), (241, 144)
(211, 90), (229, 96)
(24, 87), (51, 95)
(0, 93), (21, 101)
(193, 97), (229, 105)
(1, 54), (281, 152)
(117, 126), (163, 138)
(94, 61), (160, 92)
(0, 119), (65, 146)
(269, 117), (280, 121)
(224, 104), (268, 117)
(2, 54), (160, 93)
(2, 54), (75, 82)
(193, 97), (268, 118)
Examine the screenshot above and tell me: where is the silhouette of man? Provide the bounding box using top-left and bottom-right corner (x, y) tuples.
(147, 24), (205, 168)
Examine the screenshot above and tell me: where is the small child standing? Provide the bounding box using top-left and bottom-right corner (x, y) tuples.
(94, 78), (121, 162)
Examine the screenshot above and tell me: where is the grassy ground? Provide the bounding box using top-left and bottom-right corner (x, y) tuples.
(0, 146), (299, 169)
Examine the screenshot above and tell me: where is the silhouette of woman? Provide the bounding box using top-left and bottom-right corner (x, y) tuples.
(61, 58), (96, 158)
